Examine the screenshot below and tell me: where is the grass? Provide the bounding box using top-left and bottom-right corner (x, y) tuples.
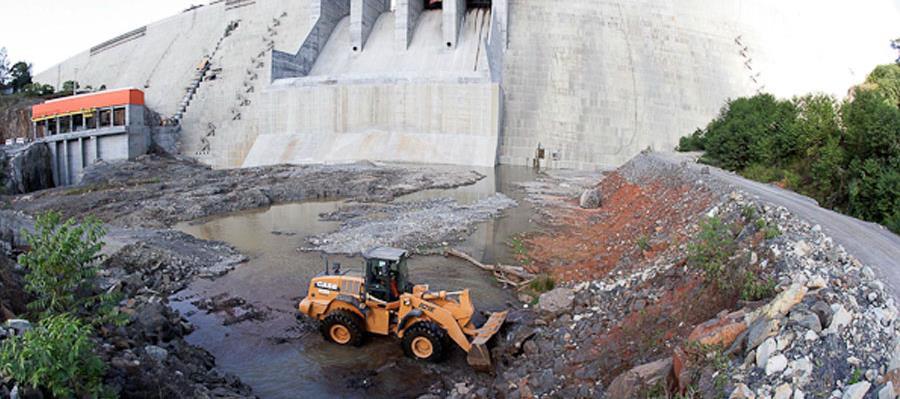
(528, 274), (556, 293)
(740, 271), (777, 301)
(637, 235), (651, 251)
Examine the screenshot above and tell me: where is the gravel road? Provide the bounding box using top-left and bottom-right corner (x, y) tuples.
(655, 151), (900, 299)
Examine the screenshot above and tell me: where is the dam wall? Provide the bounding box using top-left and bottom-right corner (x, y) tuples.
(33, 0), (900, 170)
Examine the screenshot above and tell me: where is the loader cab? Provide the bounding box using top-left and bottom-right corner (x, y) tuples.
(363, 247), (411, 302)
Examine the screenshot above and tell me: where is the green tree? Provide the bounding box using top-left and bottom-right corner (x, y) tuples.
(864, 64), (900, 107)
(793, 94), (846, 207)
(0, 313), (109, 398)
(701, 94), (799, 170)
(18, 212), (106, 316)
(8, 61), (31, 92)
(21, 83), (54, 97)
(62, 80), (80, 95)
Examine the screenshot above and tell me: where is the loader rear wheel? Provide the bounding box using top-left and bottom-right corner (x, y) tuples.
(320, 310), (365, 346)
(402, 322), (447, 362)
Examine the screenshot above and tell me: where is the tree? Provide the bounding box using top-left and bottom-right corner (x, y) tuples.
(17, 212), (106, 316)
(0, 313), (109, 398)
(62, 80), (80, 95)
(700, 94), (799, 170)
(0, 47), (9, 89)
(8, 61), (32, 92)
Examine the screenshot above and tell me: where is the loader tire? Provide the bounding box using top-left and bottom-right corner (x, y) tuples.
(402, 322), (447, 362)
(320, 310), (365, 347)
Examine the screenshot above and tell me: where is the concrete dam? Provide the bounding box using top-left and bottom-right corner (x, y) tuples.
(33, 0), (900, 171)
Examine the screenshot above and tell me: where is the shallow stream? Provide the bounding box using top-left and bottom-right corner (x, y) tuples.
(169, 165), (539, 398)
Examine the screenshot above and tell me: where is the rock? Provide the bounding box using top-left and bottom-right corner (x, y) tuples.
(518, 293), (534, 304)
(790, 310), (822, 333)
(842, 382), (870, 399)
(607, 357), (673, 399)
(774, 383), (792, 399)
(730, 383), (756, 399)
(688, 310), (747, 347)
(756, 337), (777, 368)
(827, 305), (853, 334)
(807, 275), (827, 289)
(795, 389), (806, 399)
(747, 317), (780, 349)
(766, 354), (788, 375)
(748, 284), (807, 324)
(0, 143), (54, 195)
(144, 345), (168, 362)
(812, 301), (833, 328)
(804, 330), (819, 341)
(878, 382), (895, 399)
(579, 188), (602, 209)
(4, 319), (31, 335)
(538, 288), (575, 315)
(455, 382), (471, 395)
(793, 241), (813, 257)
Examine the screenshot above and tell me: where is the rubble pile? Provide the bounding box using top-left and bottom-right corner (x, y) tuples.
(441, 153), (898, 399)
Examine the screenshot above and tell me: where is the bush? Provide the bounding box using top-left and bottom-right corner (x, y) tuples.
(677, 128), (706, 152)
(687, 217), (737, 287)
(18, 212), (107, 317)
(0, 314), (109, 398)
(701, 94), (799, 170)
(675, 67), (900, 235)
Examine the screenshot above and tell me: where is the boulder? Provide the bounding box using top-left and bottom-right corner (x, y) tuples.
(765, 354), (788, 375)
(144, 345), (169, 362)
(0, 143), (54, 195)
(4, 319), (32, 335)
(538, 288), (575, 315)
(774, 383), (792, 399)
(729, 383), (755, 399)
(826, 304), (853, 334)
(606, 357), (673, 399)
(579, 188), (602, 209)
(747, 317), (780, 349)
(688, 310), (747, 348)
(747, 284), (807, 324)
(756, 337), (777, 368)
(843, 382), (870, 399)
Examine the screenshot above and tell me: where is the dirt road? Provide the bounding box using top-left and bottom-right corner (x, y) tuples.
(656, 151), (900, 298)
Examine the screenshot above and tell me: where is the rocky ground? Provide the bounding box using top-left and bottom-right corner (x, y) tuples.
(305, 194), (518, 254)
(434, 152), (899, 399)
(0, 155), (489, 398)
(7, 154), (485, 228)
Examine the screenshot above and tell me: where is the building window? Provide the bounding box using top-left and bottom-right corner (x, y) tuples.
(73, 114), (84, 131)
(85, 113), (97, 130)
(48, 120), (57, 135)
(99, 109), (111, 128)
(113, 107), (126, 126)
(59, 116), (72, 134)
(35, 121), (46, 138)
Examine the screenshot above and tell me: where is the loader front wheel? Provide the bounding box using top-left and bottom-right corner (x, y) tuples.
(402, 322), (447, 362)
(320, 310), (365, 346)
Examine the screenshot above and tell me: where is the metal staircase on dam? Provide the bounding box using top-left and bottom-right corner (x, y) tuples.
(195, 12), (287, 156)
(171, 20), (240, 125)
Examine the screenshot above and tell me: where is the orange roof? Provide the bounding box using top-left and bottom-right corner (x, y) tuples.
(32, 88), (144, 120)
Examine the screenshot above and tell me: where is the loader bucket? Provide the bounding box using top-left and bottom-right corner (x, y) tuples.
(466, 310), (508, 371)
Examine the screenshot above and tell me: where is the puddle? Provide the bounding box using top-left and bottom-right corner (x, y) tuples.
(170, 165), (539, 398)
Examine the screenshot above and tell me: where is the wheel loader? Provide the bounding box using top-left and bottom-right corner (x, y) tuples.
(297, 247), (507, 370)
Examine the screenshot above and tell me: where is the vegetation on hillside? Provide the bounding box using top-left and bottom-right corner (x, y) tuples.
(677, 63), (900, 234)
(0, 212), (122, 397)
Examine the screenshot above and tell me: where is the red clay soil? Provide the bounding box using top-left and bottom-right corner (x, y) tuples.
(523, 171), (742, 384)
(524, 172), (715, 282)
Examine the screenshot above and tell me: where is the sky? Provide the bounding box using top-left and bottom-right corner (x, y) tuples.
(0, 0), (199, 73)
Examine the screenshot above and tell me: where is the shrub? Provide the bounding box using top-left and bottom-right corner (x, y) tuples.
(677, 128), (706, 151)
(0, 314), (109, 398)
(864, 63), (900, 107)
(18, 212), (109, 318)
(687, 217), (736, 287)
(740, 271), (776, 301)
(701, 94), (799, 170)
(528, 274), (556, 293)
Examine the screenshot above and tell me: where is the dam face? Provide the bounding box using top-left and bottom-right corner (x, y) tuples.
(33, 0), (899, 170)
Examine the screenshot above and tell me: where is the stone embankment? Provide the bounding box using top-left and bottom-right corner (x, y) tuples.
(439, 152), (899, 399)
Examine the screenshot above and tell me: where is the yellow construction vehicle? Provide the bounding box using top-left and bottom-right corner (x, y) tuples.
(297, 247), (507, 370)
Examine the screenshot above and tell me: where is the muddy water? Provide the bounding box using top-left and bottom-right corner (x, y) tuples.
(170, 166), (539, 398)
